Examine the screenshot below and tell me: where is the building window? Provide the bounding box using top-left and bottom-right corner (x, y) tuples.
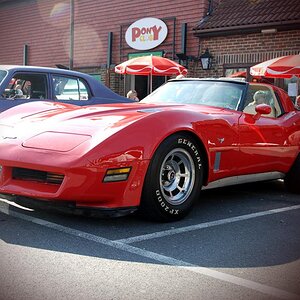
(225, 68), (247, 78)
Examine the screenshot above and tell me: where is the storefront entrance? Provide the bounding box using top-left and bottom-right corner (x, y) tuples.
(126, 75), (167, 100)
(135, 75), (148, 100)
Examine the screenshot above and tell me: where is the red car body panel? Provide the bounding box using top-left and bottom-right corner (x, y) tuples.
(0, 80), (299, 213)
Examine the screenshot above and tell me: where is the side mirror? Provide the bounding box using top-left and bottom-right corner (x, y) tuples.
(255, 104), (271, 115)
(251, 104), (272, 120)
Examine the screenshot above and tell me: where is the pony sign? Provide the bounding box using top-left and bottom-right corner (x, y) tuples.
(125, 17), (168, 50)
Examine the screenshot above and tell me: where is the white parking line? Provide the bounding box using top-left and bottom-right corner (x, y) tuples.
(116, 204), (300, 244)
(0, 201), (299, 300)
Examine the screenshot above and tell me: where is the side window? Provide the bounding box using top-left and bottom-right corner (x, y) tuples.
(273, 91), (285, 116)
(79, 80), (89, 100)
(53, 75), (89, 101)
(243, 85), (282, 118)
(2, 73), (47, 100)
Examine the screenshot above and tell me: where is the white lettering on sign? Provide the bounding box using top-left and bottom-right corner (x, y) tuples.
(125, 17), (168, 50)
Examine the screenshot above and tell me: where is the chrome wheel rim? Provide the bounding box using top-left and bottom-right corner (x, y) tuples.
(159, 148), (195, 205)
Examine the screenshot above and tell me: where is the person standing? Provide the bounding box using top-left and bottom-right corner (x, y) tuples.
(127, 90), (139, 101)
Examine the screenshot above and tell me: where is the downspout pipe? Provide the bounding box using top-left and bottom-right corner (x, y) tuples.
(69, 0), (74, 70)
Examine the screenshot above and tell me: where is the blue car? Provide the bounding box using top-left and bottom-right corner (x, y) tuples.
(0, 65), (132, 112)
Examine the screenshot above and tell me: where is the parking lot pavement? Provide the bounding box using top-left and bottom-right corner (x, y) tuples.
(0, 180), (300, 300)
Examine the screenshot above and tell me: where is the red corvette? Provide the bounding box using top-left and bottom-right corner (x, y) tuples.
(0, 78), (299, 221)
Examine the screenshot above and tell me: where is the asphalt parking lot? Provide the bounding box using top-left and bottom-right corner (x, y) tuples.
(0, 180), (300, 300)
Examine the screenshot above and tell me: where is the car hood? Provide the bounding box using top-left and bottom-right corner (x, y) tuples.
(0, 101), (230, 152)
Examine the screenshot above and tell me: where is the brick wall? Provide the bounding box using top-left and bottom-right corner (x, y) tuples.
(0, 0), (71, 67)
(191, 29), (300, 78)
(0, 0), (204, 68)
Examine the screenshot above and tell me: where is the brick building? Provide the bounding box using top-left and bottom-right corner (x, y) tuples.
(0, 0), (299, 98)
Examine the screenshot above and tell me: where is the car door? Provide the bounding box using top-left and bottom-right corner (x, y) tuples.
(0, 72), (49, 112)
(238, 84), (294, 174)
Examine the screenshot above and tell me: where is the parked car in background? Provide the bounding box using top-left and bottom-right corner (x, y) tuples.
(0, 65), (132, 112)
(0, 78), (299, 222)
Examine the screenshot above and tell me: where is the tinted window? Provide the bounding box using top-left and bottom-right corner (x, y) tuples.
(1, 73), (47, 100)
(53, 75), (89, 101)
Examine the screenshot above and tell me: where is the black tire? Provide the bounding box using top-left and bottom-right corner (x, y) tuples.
(139, 134), (204, 222)
(285, 154), (300, 193)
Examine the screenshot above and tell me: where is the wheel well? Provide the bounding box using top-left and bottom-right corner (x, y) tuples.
(172, 130), (209, 186)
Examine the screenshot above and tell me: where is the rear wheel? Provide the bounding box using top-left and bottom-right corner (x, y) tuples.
(285, 154), (300, 193)
(139, 134), (204, 222)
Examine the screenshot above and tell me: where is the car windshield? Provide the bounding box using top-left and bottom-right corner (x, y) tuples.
(141, 80), (246, 110)
(0, 70), (7, 84)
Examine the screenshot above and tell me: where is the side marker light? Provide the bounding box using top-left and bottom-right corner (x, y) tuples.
(103, 167), (131, 182)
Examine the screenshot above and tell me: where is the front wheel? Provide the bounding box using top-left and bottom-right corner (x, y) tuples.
(139, 134), (204, 222)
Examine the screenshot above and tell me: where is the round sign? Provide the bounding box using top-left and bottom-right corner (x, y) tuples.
(125, 17), (168, 50)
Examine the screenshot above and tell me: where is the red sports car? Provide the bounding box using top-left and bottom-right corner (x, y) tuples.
(0, 78), (299, 221)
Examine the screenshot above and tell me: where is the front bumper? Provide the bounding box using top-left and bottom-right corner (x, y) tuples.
(0, 193), (138, 218)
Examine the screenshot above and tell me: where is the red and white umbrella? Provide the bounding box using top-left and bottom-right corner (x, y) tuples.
(115, 55), (187, 76)
(250, 54), (300, 78)
(228, 70), (246, 78)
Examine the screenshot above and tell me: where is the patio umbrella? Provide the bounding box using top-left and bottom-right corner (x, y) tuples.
(115, 55), (187, 93)
(229, 70), (246, 78)
(250, 54), (300, 78)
